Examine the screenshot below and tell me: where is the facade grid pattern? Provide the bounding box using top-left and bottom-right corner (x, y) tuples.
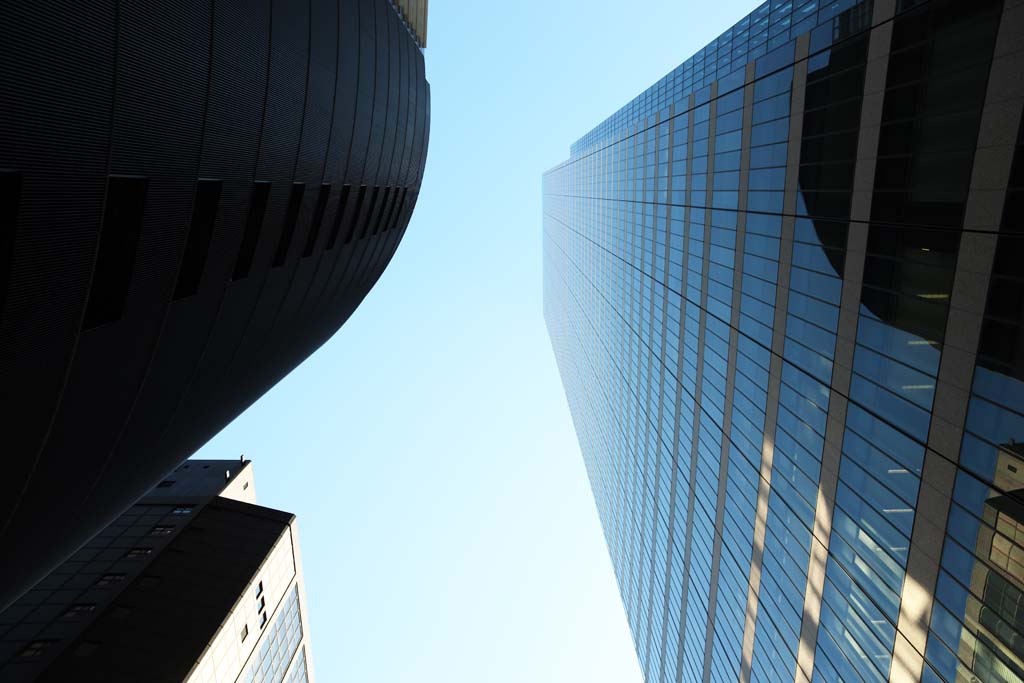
(543, 1), (1024, 682)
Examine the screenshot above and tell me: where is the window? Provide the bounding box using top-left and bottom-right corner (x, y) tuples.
(387, 188), (408, 232)
(379, 190), (397, 234)
(172, 506), (194, 515)
(61, 604), (96, 620)
(371, 187), (394, 237)
(344, 186), (368, 245)
(259, 611), (268, 629)
(358, 186), (382, 241)
(233, 181), (271, 280)
(303, 184), (331, 257)
(273, 182), (306, 267)
(257, 595), (266, 612)
(96, 573), (126, 587)
(149, 525), (174, 536)
(18, 641), (54, 659)
(255, 580), (264, 598)
(240, 624), (249, 642)
(173, 178), (222, 299)
(83, 176), (148, 329)
(126, 548), (152, 559)
(326, 184), (352, 249)
(156, 480), (175, 488)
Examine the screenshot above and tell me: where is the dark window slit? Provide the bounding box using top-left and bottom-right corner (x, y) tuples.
(273, 182), (306, 267)
(173, 178), (222, 300)
(83, 176), (148, 329)
(233, 181), (271, 280)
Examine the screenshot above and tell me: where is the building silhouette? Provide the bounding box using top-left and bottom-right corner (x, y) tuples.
(0, 459), (314, 682)
(543, 0), (1024, 681)
(0, 0), (429, 609)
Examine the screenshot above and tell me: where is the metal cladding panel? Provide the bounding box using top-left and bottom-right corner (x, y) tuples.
(0, 3), (116, 537)
(0, 0), (429, 610)
(294, 0), (339, 185)
(363, 0), (390, 184)
(343, 0), (377, 185)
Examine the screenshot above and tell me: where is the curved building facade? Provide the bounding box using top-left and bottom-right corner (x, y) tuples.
(0, 0), (429, 609)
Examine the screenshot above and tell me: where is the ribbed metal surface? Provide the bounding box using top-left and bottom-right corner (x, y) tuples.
(0, 0), (429, 609)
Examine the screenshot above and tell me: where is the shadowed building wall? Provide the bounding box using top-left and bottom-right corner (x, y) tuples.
(0, 460), (315, 682)
(0, 0), (429, 610)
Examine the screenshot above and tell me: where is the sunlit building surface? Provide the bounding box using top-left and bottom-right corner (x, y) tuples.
(0, 460), (314, 683)
(543, 1), (1024, 681)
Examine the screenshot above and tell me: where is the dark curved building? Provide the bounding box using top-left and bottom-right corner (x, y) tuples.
(0, 0), (429, 609)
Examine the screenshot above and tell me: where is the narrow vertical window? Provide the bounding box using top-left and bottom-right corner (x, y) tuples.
(233, 181), (271, 280)
(384, 188), (406, 235)
(358, 186), (382, 241)
(344, 185), (368, 245)
(372, 188), (394, 237)
(83, 176), (148, 329)
(388, 188), (408, 232)
(0, 170), (21, 317)
(273, 182), (305, 267)
(302, 184), (331, 257)
(374, 187), (393, 235)
(326, 184), (352, 250)
(173, 179), (222, 300)
(372, 188), (392, 237)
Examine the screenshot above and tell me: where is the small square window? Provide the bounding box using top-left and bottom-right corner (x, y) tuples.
(156, 480), (175, 488)
(240, 624), (249, 642)
(126, 548), (152, 559)
(149, 525), (174, 536)
(18, 641), (54, 659)
(96, 573), (126, 587)
(255, 580), (264, 598)
(257, 596), (266, 612)
(172, 506), (193, 515)
(259, 612), (268, 629)
(61, 604), (97, 620)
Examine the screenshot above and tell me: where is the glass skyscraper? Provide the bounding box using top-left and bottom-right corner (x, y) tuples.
(543, 1), (1024, 682)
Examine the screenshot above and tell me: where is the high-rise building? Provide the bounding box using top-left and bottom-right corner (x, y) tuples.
(0, 0), (429, 608)
(543, 1), (1023, 682)
(0, 459), (313, 683)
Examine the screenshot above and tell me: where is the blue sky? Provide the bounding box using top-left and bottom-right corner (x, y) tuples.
(194, 1), (756, 680)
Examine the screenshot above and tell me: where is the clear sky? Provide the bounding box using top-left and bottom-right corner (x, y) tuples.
(194, 1), (757, 680)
